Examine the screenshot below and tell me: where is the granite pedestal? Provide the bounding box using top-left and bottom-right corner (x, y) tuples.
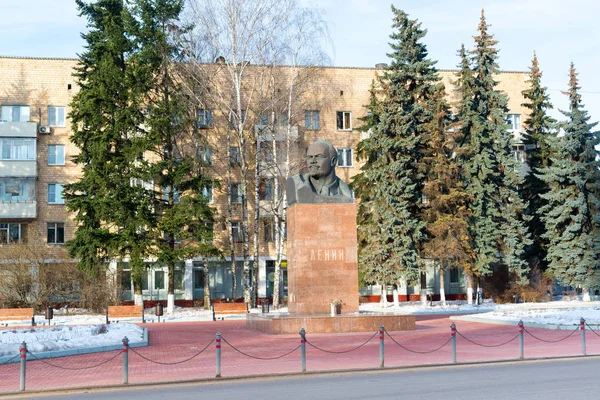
(247, 203), (415, 334)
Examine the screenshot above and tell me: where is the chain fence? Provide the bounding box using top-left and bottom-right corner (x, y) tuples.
(1, 317), (599, 394)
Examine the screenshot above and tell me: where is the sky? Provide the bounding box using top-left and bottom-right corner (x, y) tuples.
(1, 0), (599, 124)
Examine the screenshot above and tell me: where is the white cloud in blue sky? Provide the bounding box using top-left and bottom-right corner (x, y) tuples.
(1, 0), (598, 122)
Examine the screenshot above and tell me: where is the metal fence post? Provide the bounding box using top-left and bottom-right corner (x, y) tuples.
(300, 328), (306, 373)
(379, 325), (384, 368)
(450, 323), (456, 364)
(19, 341), (26, 392)
(518, 320), (524, 360)
(580, 317), (586, 356)
(215, 332), (222, 378)
(122, 336), (129, 384)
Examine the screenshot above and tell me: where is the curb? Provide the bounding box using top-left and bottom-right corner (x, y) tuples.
(449, 315), (600, 331)
(3, 353), (600, 398)
(0, 327), (148, 364)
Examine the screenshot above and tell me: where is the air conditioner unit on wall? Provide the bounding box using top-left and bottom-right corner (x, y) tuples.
(38, 125), (51, 134)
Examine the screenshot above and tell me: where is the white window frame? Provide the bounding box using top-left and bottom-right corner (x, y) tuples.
(304, 110), (320, 130)
(0, 223), (23, 244)
(197, 146), (212, 165)
(506, 114), (521, 131)
(336, 111), (352, 131)
(231, 221), (243, 242)
(48, 183), (65, 204)
(48, 106), (66, 127)
(231, 183), (242, 204)
(337, 148), (353, 168)
(48, 144), (65, 165)
(202, 185), (214, 204)
(197, 109), (213, 128)
(47, 222), (65, 244)
(0, 138), (36, 160)
(1, 105), (30, 122)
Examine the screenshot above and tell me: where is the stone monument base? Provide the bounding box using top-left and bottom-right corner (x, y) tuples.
(246, 312), (416, 335)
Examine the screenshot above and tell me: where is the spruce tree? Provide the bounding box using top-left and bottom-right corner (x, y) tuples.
(454, 11), (531, 298)
(65, 0), (152, 285)
(538, 64), (600, 292)
(353, 7), (440, 289)
(521, 53), (556, 271)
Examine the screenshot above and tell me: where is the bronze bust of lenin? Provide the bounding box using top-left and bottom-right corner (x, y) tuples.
(286, 140), (354, 206)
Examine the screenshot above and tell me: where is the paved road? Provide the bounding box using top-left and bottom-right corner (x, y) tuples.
(19, 357), (600, 400)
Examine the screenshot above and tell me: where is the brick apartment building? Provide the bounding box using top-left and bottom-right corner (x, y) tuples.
(0, 55), (530, 303)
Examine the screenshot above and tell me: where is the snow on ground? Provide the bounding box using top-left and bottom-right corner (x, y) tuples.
(0, 323), (144, 357)
(1, 298), (599, 356)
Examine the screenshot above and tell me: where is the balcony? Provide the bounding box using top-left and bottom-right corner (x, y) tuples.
(0, 160), (36, 177)
(0, 201), (36, 219)
(0, 121), (37, 138)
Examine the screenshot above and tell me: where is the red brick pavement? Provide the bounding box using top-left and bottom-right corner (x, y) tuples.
(1, 314), (598, 394)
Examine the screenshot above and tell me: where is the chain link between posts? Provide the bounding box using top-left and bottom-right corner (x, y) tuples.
(384, 328), (452, 354)
(129, 338), (215, 365)
(585, 322), (600, 337)
(0, 354), (20, 366)
(524, 326), (579, 343)
(26, 349), (122, 370)
(221, 337), (301, 360)
(305, 330), (378, 354)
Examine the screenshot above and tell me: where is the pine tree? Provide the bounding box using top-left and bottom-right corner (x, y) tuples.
(353, 7), (440, 288)
(521, 53), (556, 271)
(421, 82), (473, 303)
(454, 11), (531, 299)
(538, 64), (600, 293)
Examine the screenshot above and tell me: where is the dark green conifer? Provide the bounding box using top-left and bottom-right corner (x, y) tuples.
(538, 64), (600, 289)
(521, 53), (556, 271)
(353, 7), (440, 287)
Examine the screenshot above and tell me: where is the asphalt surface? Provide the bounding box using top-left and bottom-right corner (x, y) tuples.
(16, 357), (600, 400)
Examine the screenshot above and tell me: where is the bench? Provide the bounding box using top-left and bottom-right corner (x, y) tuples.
(107, 305), (144, 324)
(212, 302), (248, 321)
(0, 308), (35, 326)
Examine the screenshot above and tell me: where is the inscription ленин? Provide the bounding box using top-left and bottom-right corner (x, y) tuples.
(310, 248), (345, 262)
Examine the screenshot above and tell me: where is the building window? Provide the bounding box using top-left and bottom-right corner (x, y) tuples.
(506, 114), (521, 130)
(259, 178), (274, 201)
(230, 183), (242, 204)
(174, 266), (184, 291)
(276, 113), (289, 127)
(513, 145), (526, 163)
(337, 148), (353, 167)
(154, 270), (165, 290)
(47, 222), (65, 244)
(48, 106), (66, 127)
(1, 105), (30, 122)
(193, 267), (205, 289)
(304, 110), (320, 130)
(48, 183), (64, 204)
(231, 221), (243, 243)
(229, 109), (247, 129)
(48, 145), (65, 165)
(230, 146), (241, 166)
(450, 269), (460, 284)
(0, 223), (24, 244)
(163, 187), (180, 204)
(0, 178), (35, 202)
(0, 138), (36, 160)
(197, 146), (212, 166)
(336, 111), (352, 130)
(202, 185), (214, 204)
(259, 141), (273, 162)
(262, 218), (275, 243)
(197, 109), (213, 128)
(258, 112), (269, 126)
